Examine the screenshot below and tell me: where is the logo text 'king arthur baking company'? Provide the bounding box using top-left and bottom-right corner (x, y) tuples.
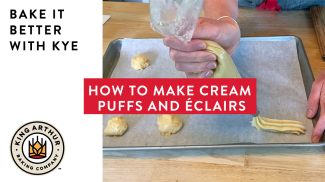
(11, 121), (64, 175)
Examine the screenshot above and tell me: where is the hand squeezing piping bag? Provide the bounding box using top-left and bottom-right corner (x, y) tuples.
(150, 0), (305, 135)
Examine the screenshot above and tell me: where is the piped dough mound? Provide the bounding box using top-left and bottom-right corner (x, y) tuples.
(104, 116), (128, 136)
(131, 54), (150, 70)
(157, 114), (183, 136)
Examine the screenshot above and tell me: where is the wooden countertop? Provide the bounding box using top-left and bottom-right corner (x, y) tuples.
(103, 2), (325, 181)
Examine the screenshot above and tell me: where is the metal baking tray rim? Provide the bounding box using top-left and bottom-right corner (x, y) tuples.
(103, 143), (324, 151)
(103, 36), (325, 150)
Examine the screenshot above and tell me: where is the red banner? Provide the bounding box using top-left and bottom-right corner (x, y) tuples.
(84, 78), (256, 114)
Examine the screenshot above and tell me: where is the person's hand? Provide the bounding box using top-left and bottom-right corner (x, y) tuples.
(163, 17), (241, 78)
(307, 70), (325, 142)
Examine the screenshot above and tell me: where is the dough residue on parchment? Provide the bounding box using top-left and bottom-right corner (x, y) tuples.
(252, 115), (306, 135)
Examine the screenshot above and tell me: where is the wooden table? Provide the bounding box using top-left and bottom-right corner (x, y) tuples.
(103, 2), (325, 181)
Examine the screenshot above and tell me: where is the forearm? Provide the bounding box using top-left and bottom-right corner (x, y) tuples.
(203, 0), (238, 20)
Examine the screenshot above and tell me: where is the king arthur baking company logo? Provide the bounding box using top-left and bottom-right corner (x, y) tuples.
(10, 121), (64, 175)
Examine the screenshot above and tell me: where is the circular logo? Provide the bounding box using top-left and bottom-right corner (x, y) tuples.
(10, 121), (64, 175)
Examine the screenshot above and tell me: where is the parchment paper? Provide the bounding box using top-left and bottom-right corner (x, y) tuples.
(103, 38), (314, 147)
(102, 15), (111, 25)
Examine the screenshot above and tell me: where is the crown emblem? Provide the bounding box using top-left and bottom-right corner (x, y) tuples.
(29, 136), (46, 159)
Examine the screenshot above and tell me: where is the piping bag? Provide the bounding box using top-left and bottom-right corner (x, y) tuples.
(150, 0), (305, 134)
(150, 0), (206, 42)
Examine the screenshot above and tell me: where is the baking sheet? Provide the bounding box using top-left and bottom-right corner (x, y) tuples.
(103, 38), (314, 148)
